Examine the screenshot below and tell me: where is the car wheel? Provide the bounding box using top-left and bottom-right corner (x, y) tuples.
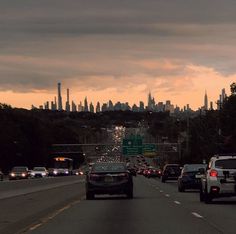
(86, 192), (94, 200)
(161, 177), (166, 183)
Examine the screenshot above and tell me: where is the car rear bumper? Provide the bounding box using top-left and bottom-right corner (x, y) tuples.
(87, 182), (132, 195)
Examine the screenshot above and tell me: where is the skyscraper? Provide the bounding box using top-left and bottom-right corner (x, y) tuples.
(96, 102), (101, 113)
(58, 82), (63, 111)
(65, 88), (70, 112)
(84, 97), (89, 112)
(204, 91), (208, 110)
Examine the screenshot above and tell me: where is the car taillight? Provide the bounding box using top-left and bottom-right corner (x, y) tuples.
(209, 170), (218, 177)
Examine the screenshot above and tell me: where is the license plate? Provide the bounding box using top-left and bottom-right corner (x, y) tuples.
(195, 174), (202, 179)
(104, 176), (113, 182)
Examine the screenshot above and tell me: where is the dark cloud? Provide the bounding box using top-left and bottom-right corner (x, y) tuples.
(0, 0), (236, 92)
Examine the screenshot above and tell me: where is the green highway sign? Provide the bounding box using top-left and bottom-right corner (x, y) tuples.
(122, 135), (158, 156)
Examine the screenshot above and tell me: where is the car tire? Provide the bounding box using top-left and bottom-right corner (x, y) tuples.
(86, 192), (94, 200)
(161, 177), (166, 183)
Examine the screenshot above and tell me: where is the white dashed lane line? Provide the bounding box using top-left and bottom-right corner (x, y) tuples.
(192, 212), (203, 219)
(174, 201), (181, 205)
(165, 194), (170, 197)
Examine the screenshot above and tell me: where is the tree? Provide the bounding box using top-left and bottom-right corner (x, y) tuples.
(230, 82), (236, 95)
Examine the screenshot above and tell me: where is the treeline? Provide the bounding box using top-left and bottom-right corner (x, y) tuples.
(148, 83), (236, 164)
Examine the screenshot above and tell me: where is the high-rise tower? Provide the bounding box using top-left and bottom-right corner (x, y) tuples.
(204, 90), (208, 110)
(58, 82), (63, 111)
(65, 88), (70, 112)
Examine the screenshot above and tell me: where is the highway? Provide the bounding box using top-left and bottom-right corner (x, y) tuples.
(0, 176), (235, 234)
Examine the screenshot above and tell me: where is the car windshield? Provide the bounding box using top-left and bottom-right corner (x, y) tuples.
(12, 167), (27, 172)
(215, 159), (236, 169)
(184, 164), (206, 172)
(92, 163), (126, 172)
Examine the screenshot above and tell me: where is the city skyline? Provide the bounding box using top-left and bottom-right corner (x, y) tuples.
(35, 82), (227, 113)
(1, 0), (236, 110)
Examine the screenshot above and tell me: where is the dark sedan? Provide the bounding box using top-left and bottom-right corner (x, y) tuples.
(86, 162), (133, 199)
(161, 164), (181, 182)
(178, 164), (207, 192)
(9, 166), (30, 180)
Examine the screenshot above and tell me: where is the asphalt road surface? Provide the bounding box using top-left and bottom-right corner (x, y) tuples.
(0, 176), (236, 234)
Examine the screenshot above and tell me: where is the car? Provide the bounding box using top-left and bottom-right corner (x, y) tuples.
(146, 167), (162, 178)
(9, 166), (30, 180)
(161, 164), (181, 183)
(178, 164), (207, 192)
(0, 169), (3, 181)
(30, 167), (48, 178)
(86, 162), (133, 199)
(199, 155), (236, 204)
(72, 169), (84, 176)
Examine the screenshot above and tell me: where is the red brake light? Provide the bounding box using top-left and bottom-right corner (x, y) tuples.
(209, 170), (218, 177)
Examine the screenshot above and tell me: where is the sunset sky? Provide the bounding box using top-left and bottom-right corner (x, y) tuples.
(0, 0), (236, 110)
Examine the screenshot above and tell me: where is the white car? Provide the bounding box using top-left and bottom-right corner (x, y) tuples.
(200, 155), (236, 203)
(30, 167), (48, 178)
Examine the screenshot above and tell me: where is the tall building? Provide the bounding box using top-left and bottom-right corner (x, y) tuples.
(204, 91), (208, 110)
(147, 92), (155, 110)
(96, 102), (101, 113)
(65, 88), (70, 112)
(139, 101), (145, 112)
(84, 97), (89, 112)
(78, 101), (83, 112)
(71, 101), (77, 112)
(89, 102), (95, 113)
(58, 82), (63, 111)
(210, 101), (214, 110)
(108, 100), (114, 111)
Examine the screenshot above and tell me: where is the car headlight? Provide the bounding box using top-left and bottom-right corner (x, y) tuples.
(53, 170), (58, 174)
(22, 173), (26, 177)
(42, 172), (46, 176)
(10, 173), (15, 177)
(65, 171), (69, 174)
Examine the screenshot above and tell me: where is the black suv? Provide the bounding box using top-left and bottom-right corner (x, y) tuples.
(161, 164), (181, 183)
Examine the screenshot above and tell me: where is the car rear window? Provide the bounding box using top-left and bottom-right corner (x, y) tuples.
(184, 164), (206, 172)
(215, 159), (236, 169)
(92, 163), (126, 172)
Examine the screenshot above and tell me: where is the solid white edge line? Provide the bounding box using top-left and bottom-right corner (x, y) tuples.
(192, 212), (203, 218)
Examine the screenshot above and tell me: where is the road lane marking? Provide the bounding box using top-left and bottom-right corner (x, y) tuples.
(29, 223), (42, 231)
(160, 190), (163, 193)
(192, 212), (203, 219)
(21, 198), (83, 233)
(165, 194), (170, 197)
(174, 201), (181, 205)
